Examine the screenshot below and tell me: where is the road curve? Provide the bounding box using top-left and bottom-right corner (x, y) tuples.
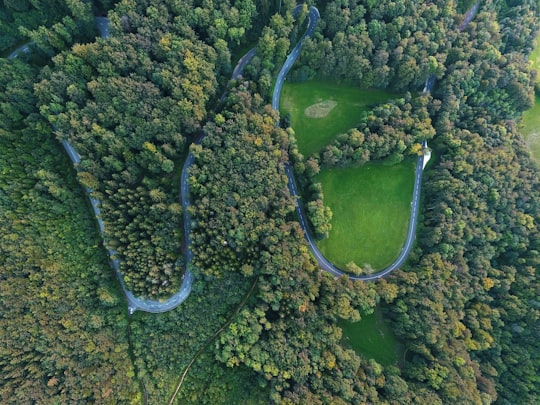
(4, 18), (194, 314)
(60, 17), (261, 312)
(274, 5), (426, 281)
(60, 140), (193, 314)
(272, 5), (320, 111)
(6, 17), (265, 313)
(61, 18), (194, 314)
(178, 26), (259, 291)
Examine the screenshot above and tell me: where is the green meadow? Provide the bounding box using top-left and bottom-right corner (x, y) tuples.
(521, 94), (540, 162)
(280, 81), (396, 156)
(315, 160), (415, 271)
(340, 308), (403, 367)
(529, 33), (540, 71)
(522, 33), (540, 163)
(283, 79), (411, 366)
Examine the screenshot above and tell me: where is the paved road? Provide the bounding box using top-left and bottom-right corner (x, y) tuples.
(422, 1), (479, 91)
(7, 43), (33, 59)
(5, 15), (109, 59)
(178, 27), (261, 295)
(459, 1), (480, 32)
(423, 74), (435, 93)
(10, 18), (194, 314)
(274, 6), (427, 281)
(60, 138), (193, 313)
(94, 17), (110, 39)
(272, 5), (320, 111)
(232, 47), (257, 79)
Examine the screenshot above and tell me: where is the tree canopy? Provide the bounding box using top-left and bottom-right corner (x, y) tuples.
(0, 0), (538, 403)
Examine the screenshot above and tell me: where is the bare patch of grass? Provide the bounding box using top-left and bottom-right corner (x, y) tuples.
(304, 99), (337, 118)
(281, 81), (397, 156)
(522, 94), (540, 163)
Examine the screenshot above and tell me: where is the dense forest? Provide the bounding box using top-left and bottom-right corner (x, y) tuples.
(0, 57), (140, 402)
(1, 0), (539, 404)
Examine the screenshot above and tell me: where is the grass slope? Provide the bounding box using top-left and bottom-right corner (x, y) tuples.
(280, 81), (396, 156)
(340, 308), (403, 367)
(316, 160), (416, 271)
(521, 94), (540, 162)
(529, 33), (540, 72)
(522, 32), (540, 163)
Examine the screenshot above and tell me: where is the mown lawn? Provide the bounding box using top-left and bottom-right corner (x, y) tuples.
(529, 33), (540, 72)
(340, 307), (403, 367)
(521, 33), (540, 163)
(521, 94), (540, 163)
(280, 81), (396, 157)
(315, 160), (415, 271)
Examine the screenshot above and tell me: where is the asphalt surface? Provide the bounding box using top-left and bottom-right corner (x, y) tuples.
(48, 19), (194, 314)
(459, 1), (480, 32)
(423, 74), (435, 93)
(232, 47), (257, 79)
(274, 6), (426, 281)
(95, 17), (110, 39)
(7, 7), (438, 300)
(272, 5), (320, 111)
(7, 43), (33, 59)
(177, 26), (262, 298)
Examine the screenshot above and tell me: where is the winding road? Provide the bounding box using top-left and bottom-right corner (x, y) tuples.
(274, 6), (429, 281)
(7, 43), (32, 59)
(5, 18), (195, 314)
(61, 139), (193, 314)
(65, 18), (195, 314)
(6, 17), (261, 314)
(67, 17), (257, 313)
(7, 4), (455, 308)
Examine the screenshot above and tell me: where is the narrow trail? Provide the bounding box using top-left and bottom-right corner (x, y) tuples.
(167, 276), (259, 405)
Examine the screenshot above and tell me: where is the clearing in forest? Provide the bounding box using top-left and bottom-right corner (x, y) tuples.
(280, 80), (396, 157)
(522, 95), (540, 163)
(521, 33), (540, 163)
(316, 160), (415, 271)
(340, 307), (403, 367)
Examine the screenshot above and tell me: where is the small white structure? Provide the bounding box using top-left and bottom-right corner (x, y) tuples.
(422, 140), (431, 170)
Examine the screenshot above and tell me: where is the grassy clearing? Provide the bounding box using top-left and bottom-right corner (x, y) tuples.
(280, 81), (396, 156)
(521, 94), (540, 163)
(340, 307), (403, 367)
(315, 160), (415, 271)
(521, 33), (540, 163)
(529, 34), (540, 75)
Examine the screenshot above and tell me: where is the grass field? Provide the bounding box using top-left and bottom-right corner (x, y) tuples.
(529, 33), (540, 73)
(280, 81), (396, 156)
(315, 160), (416, 271)
(521, 94), (540, 162)
(521, 33), (540, 163)
(340, 307), (403, 366)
